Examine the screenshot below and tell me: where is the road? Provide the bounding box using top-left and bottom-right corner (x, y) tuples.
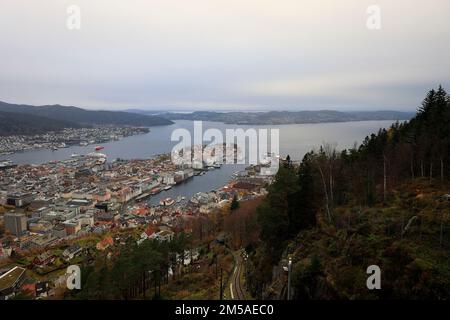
(229, 251), (247, 300)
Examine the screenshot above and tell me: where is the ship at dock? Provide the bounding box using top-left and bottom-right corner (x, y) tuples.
(0, 160), (17, 170)
(173, 168), (195, 184)
(159, 197), (175, 206)
(150, 187), (162, 195)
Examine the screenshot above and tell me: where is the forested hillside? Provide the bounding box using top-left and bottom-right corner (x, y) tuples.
(245, 87), (450, 299)
(0, 101), (173, 133)
(0, 111), (81, 136)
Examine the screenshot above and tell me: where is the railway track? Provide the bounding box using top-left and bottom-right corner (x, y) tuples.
(230, 252), (247, 300)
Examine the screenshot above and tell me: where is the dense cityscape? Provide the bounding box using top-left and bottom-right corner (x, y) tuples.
(0, 145), (273, 299)
(0, 127), (150, 155)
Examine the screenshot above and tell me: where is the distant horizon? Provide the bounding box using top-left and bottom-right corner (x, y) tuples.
(0, 99), (418, 114)
(120, 108), (418, 114)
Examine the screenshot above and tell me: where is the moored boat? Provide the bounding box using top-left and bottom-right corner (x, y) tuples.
(159, 197), (175, 206)
(0, 160), (16, 170)
(150, 187), (161, 195)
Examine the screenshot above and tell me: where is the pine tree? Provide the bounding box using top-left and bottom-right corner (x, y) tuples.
(418, 89), (436, 116)
(230, 194), (240, 211)
(289, 152), (317, 233)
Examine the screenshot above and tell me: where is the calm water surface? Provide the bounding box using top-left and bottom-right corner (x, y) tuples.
(5, 120), (396, 165)
(3, 120), (396, 202)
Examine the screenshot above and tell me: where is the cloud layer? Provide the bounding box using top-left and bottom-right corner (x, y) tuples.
(0, 0), (449, 111)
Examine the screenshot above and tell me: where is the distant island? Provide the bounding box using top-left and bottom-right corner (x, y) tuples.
(0, 101), (173, 136)
(128, 110), (415, 125)
(0, 99), (416, 137)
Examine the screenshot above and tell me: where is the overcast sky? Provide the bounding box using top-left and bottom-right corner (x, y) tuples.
(0, 0), (449, 111)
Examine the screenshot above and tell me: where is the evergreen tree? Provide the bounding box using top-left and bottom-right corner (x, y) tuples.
(230, 195), (240, 211)
(289, 152), (317, 233)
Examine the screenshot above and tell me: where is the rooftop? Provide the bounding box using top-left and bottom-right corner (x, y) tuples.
(0, 266), (26, 291)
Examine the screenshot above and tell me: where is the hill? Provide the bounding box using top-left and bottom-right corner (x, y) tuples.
(0, 101), (173, 128)
(0, 111), (81, 136)
(242, 86), (450, 299)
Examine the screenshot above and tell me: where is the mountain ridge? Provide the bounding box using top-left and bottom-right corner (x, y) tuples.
(0, 111), (82, 136)
(0, 101), (173, 136)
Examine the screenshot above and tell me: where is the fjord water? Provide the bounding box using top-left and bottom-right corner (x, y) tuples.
(4, 120), (397, 203)
(6, 120), (397, 165)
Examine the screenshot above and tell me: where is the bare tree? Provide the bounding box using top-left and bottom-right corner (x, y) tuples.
(421, 160), (424, 177)
(430, 161), (433, 184)
(323, 142), (338, 208)
(314, 143), (338, 223)
(317, 163), (331, 223)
